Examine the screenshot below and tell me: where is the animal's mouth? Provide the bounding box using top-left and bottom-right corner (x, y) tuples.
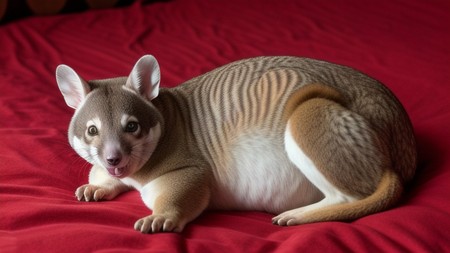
(106, 166), (127, 177)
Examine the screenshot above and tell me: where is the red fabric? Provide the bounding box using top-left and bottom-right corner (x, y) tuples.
(1, 0), (450, 252)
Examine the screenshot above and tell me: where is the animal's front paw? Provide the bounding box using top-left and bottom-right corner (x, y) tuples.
(75, 184), (111, 202)
(134, 213), (185, 233)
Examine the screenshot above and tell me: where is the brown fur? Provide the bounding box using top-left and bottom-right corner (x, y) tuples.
(286, 84), (387, 197)
(281, 83), (402, 223)
(292, 170), (402, 224)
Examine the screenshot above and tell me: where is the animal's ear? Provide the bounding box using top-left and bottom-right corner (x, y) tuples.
(126, 55), (160, 101)
(56, 65), (91, 109)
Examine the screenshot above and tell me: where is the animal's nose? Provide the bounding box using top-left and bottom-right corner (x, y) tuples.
(106, 155), (122, 166)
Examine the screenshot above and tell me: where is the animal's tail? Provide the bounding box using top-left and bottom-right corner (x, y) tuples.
(298, 169), (403, 224)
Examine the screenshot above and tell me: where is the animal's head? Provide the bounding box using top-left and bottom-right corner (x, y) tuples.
(56, 55), (162, 178)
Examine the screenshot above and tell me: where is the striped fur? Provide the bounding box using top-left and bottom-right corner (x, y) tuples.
(57, 55), (417, 233)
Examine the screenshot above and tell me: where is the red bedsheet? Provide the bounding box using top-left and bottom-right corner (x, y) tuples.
(1, 0), (450, 252)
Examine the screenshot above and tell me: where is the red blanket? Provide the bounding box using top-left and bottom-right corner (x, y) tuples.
(1, 0), (449, 252)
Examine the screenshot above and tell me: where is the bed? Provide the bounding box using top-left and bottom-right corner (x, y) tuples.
(1, 0), (449, 252)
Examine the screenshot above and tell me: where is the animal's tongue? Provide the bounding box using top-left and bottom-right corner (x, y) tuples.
(107, 167), (124, 176)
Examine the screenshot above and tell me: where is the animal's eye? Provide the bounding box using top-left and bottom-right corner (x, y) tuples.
(87, 126), (98, 136)
(125, 121), (139, 133)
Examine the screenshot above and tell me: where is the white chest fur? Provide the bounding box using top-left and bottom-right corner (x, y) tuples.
(121, 177), (162, 210)
(121, 177), (142, 191)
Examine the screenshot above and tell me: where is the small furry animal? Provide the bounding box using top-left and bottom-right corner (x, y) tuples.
(56, 55), (416, 233)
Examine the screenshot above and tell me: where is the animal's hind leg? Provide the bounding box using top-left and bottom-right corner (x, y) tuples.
(272, 194), (356, 226)
(274, 90), (386, 225)
(273, 119), (358, 226)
